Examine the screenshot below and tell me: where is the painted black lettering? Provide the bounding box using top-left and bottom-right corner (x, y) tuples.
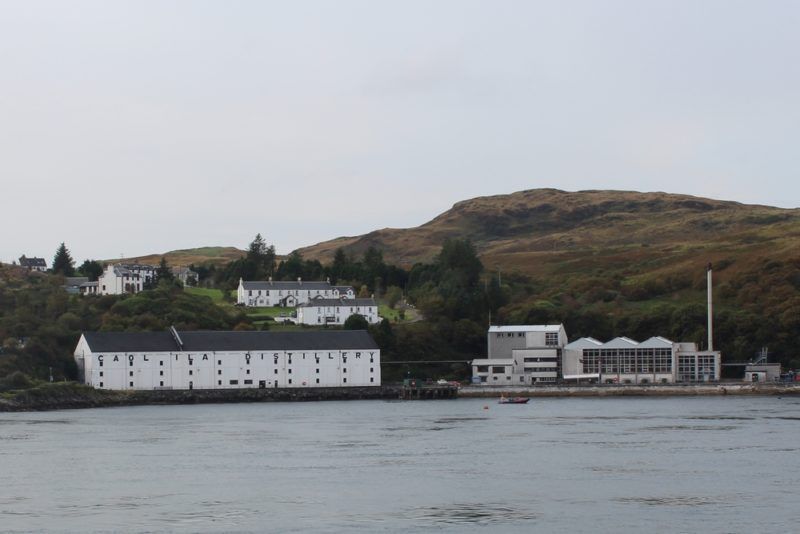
(97, 355), (104, 363)
(113, 355), (119, 362)
(202, 354), (209, 360)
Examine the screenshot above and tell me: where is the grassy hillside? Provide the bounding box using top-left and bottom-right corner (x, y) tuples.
(113, 246), (245, 267)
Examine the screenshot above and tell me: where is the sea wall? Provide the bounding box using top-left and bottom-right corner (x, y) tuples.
(459, 383), (800, 398)
(0, 384), (404, 412)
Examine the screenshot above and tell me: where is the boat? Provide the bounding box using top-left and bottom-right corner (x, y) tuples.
(498, 396), (529, 404)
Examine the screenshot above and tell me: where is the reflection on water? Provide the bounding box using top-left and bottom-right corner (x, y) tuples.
(0, 396), (798, 533)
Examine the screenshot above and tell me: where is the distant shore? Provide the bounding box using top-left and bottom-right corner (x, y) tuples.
(459, 383), (800, 398)
(2, 382), (799, 412)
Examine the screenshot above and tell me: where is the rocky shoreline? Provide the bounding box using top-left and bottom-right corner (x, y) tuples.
(2, 382), (799, 412)
(459, 383), (800, 397)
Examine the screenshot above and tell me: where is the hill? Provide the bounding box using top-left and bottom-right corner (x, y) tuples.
(112, 246), (245, 267)
(297, 189), (800, 279)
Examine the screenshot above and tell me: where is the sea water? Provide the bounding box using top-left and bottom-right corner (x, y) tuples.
(1, 396), (798, 533)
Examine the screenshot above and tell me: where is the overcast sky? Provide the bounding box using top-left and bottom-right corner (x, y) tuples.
(1, 0), (798, 264)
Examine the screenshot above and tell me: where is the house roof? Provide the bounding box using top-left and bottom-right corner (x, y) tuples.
(242, 280), (332, 290)
(64, 277), (89, 287)
(299, 298), (376, 307)
(637, 336), (674, 348)
(19, 256), (46, 267)
(81, 329), (379, 353)
(332, 286), (354, 292)
(488, 325), (563, 333)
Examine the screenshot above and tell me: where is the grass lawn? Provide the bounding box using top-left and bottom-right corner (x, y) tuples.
(379, 304), (419, 323)
(185, 287), (226, 302)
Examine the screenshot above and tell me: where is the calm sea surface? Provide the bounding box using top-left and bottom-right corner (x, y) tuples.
(1, 396), (798, 533)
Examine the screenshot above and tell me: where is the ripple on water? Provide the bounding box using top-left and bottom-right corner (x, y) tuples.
(404, 502), (540, 525)
(614, 495), (734, 507)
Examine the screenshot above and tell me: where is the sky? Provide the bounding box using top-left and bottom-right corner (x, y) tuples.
(1, 0), (798, 264)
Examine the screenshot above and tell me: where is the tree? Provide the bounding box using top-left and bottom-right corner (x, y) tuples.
(385, 286), (403, 309)
(52, 243), (75, 276)
(343, 314), (369, 330)
(155, 257), (174, 285)
(77, 260), (103, 281)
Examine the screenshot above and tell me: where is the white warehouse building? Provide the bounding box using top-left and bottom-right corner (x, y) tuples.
(296, 298), (381, 326)
(237, 278), (355, 307)
(471, 325), (568, 385)
(562, 336), (720, 384)
(74, 329), (381, 390)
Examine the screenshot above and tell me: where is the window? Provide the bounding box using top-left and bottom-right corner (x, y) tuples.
(343, 378), (347, 383)
(159, 361), (163, 366)
(370, 377), (374, 383)
(99, 381), (104, 387)
(545, 332), (559, 346)
(288, 379), (292, 384)
(343, 368), (347, 373)
(160, 381), (164, 386)
(189, 370), (193, 376)
(288, 369), (292, 374)
(274, 369), (278, 374)
(370, 368), (374, 373)
(229, 380), (238, 385)
(492, 366), (506, 373)
(316, 378), (320, 384)
(129, 361), (133, 367)
(99, 361), (103, 367)
(218, 370), (222, 375)
(99, 371), (103, 377)
(246, 369), (250, 375)
(477, 366), (489, 373)
(244, 380), (253, 385)
(316, 369), (319, 374)
(218, 380), (222, 386)
(217, 360), (221, 365)
(160, 371), (164, 376)
(129, 371), (133, 377)
(129, 381), (133, 387)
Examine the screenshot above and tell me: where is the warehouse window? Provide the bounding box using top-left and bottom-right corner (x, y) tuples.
(229, 380), (238, 385)
(160, 371), (164, 376)
(244, 380), (253, 385)
(370, 368), (373, 373)
(99, 371), (103, 377)
(343, 368), (347, 373)
(129, 381), (133, 387)
(343, 378), (347, 383)
(99, 361), (103, 367)
(316, 378), (320, 384)
(288, 379), (292, 384)
(246, 369), (250, 375)
(160, 381), (164, 387)
(316, 369), (319, 374)
(218, 370), (222, 375)
(129, 361), (133, 367)
(159, 361), (163, 366)
(218, 380), (221, 386)
(99, 382), (103, 387)
(370, 377), (374, 383)
(274, 369), (278, 374)
(129, 371), (133, 377)
(217, 360), (221, 365)
(288, 369), (292, 374)
(189, 370), (193, 376)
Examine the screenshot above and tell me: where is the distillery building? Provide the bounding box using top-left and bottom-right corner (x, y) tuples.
(74, 328), (381, 390)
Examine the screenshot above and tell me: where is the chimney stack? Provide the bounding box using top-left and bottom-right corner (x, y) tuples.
(707, 263), (713, 352)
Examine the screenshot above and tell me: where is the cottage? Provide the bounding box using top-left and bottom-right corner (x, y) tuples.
(237, 278), (355, 307)
(18, 255), (47, 272)
(296, 297), (380, 326)
(98, 264), (143, 295)
(73, 328), (381, 390)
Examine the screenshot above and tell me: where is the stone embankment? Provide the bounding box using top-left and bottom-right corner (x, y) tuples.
(459, 383), (800, 398)
(0, 383), (405, 412)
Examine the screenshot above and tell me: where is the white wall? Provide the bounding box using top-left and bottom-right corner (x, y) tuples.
(76, 342), (381, 390)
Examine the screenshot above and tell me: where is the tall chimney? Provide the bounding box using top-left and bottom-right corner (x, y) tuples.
(707, 263), (713, 352)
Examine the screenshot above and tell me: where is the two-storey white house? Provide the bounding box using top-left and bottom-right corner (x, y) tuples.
(73, 328), (381, 390)
(296, 298), (380, 326)
(98, 264), (143, 295)
(471, 325), (569, 385)
(237, 278), (355, 307)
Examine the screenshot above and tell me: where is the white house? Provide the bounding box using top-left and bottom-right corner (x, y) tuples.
(296, 298), (380, 326)
(98, 264), (143, 295)
(471, 325), (568, 385)
(237, 278), (355, 307)
(172, 266), (198, 285)
(562, 336), (721, 384)
(120, 263), (157, 285)
(73, 328), (381, 390)
(18, 255), (47, 272)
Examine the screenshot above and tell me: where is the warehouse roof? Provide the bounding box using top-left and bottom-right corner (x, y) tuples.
(488, 325), (563, 333)
(81, 329), (379, 353)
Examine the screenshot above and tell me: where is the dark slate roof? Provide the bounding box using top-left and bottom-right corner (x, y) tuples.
(300, 298), (376, 307)
(19, 256), (47, 267)
(242, 280), (332, 290)
(64, 277), (89, 287)
(82, 330), (378, 352)
(83, 331), (177, 352)
(333, 286), (355, 292)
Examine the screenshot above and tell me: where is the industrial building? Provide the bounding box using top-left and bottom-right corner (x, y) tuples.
(74, 328), (380, 390)
(471, 325), (568, 385)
